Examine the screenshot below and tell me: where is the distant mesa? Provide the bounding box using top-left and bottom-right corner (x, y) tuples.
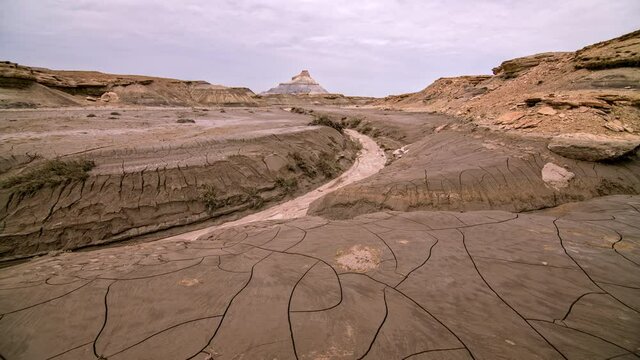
(261, 70), (329, 95)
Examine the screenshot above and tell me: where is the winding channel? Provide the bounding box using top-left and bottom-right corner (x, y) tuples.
(165, 129), (386, 241)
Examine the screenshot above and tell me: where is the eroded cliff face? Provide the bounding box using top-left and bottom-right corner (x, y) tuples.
(0, 61), (259, 108)
(376, 30), (640, 137)
(0, 126), (359, 259)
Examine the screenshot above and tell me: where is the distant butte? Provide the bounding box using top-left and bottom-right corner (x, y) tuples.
(261, 70), (329, 95)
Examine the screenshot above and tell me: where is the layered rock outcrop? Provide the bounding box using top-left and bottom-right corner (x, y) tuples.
(0, 61), (258, 108)
(376, 30), (640, 137)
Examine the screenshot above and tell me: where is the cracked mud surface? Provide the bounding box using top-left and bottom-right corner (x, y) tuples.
(1, 195), (638, 359)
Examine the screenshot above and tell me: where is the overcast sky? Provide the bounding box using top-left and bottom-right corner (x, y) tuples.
(1, 1), (638, 96)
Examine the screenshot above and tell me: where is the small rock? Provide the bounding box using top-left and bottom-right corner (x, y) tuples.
(558, 113), (566, 118)
(537, 106), (557, 116)
(604, 120), (625, 132)
(514, 117), (542, 129)
(542, 163), (575, 190)
(392, 146), (409, 158)
(85, 96), (98, 102)
(434, 124), (448, 133)
(496, 111), (525, 124)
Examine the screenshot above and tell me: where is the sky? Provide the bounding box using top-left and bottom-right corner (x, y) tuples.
(1, 1), (639, 97)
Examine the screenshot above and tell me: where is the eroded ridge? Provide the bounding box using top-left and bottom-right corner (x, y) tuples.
(0, 195), (638, 359)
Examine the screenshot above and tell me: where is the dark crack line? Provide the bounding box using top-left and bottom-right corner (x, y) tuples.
(528, 318), (638, 356)
(553, 219), (640, 314)
(95, 257), (204, 281)
(1, 279), (94, 315)
(45, 276), (85, 286)
(394, 234), (439, 289)
(402, 347), (466, 359)
(93, 280), (115, 359)
(458, 228), (568, 360)
(217, 259), (252, 274)
(288, 261), (320, 359)
(282, 225), (310, 252)
(219, 241), (348, 317)
(558, 291), (606, 322)
(186, 251), (274, 360)
(105, 314), (223, 358)
(610, 230), (640, 267)
(607, 351), (640, 360)
(243, 226), (282, 249)
(340, 272), (475, 359)
(357, 287), (388, 360)
(394, 212), (519, 231)
(290, 261), (344, 314)
(359, 224), (399, 273)
(46, 340), (93, 360)
(244, 244), (345, 314)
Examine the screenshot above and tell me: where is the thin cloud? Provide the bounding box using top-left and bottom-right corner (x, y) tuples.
(1, 0), (638, 96)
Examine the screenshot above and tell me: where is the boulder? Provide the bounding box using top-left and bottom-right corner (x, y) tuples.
(541, 163), (575, 190)
(548, 133), (640, 161)
(100, 91), (119, 102)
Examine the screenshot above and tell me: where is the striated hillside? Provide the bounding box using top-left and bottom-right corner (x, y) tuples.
(376, 30), (640, 136)
(0, 61), (259, 108)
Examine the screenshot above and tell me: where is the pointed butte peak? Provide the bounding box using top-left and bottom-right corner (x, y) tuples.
(262, 69), (329, 95)
(290, 70), (315, 84)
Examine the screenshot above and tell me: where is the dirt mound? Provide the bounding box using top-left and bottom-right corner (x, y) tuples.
(375, 30), (640, 137)
(0, 61), (258, 108)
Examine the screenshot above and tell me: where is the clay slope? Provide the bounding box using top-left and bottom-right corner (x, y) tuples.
(0, 124), (359, 260)
(304, 108), (640, 219)
(0, 61), (258, 108)
(376, 30), (640, 136)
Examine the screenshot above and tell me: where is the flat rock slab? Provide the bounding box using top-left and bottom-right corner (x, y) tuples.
(0, 195), (639, 359)
(548, 132), (640, 162)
